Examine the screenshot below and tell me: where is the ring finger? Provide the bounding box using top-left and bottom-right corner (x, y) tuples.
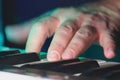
(62, 24), (98, 60)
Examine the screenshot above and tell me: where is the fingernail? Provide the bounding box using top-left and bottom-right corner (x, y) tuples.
(62, 51), (74, 60)
(47, 51), (60, 61)
(106, 48), (115, 59)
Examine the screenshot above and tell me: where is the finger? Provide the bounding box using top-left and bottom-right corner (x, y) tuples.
(62, 25), (98, 60)
(47, 20), (79, 61)
(25, 16), (60, 53)
(99, 30), (116, 59)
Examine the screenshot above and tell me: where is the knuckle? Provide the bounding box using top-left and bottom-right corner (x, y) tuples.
(33, 16), (59, 27)
(76, 30), (91, 41)
(41, 16), (59, 26)
(60, 20), (79, 33)
(90, 12), (117, 30)
(76, 26), (97, 40)
(49, 42), (66, 52)
(83, 25), (97, 34)
(90, 12), (120, 33)
(31, 16), (59, 38)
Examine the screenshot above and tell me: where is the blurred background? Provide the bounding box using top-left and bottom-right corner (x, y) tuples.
(0, 0), (120, 62)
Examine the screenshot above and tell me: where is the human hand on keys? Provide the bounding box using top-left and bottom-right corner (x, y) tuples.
(25, 1), (120, 61)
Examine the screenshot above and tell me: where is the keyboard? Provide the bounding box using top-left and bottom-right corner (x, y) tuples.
(0, 48), (120, 80)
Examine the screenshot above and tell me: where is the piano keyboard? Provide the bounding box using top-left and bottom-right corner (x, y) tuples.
(0, 49), (120, 80)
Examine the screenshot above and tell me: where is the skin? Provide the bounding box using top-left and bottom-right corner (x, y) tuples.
(6, 0), (120, 61)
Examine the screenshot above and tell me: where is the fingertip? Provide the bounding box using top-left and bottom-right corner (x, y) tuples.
(47, 50), (61, 62)
(62, 49), (75, 60)
(62, 53), (73, 60)
(99, 31), (116, 59)
(104, 48), (116, 59)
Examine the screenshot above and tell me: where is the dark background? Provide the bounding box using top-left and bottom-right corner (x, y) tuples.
(3, 0), (96, 24)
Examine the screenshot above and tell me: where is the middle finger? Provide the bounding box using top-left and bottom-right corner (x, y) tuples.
(47, 20), (79, 61)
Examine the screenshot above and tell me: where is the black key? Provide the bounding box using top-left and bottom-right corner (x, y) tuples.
(80, 64), (120, 80)
(22, 59), (99, 74)
(0, 50), (20, 56)
(52, 60), (99, 74)
(106, 70), (120, 80)
(76, 75), (103, 80)
(0, 52), (40, 65)
(22, 58), (80, 69)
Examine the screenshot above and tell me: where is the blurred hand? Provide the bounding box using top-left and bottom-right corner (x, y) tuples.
(25, 3), (120, 61)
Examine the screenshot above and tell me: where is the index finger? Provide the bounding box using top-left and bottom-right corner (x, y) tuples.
(25, 16), (60, 53)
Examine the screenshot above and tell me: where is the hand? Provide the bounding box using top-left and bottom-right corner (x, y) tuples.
(25, 4), (120, 61)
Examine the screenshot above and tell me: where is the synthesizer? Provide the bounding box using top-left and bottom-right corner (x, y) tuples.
(0, 47), (119, 80)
